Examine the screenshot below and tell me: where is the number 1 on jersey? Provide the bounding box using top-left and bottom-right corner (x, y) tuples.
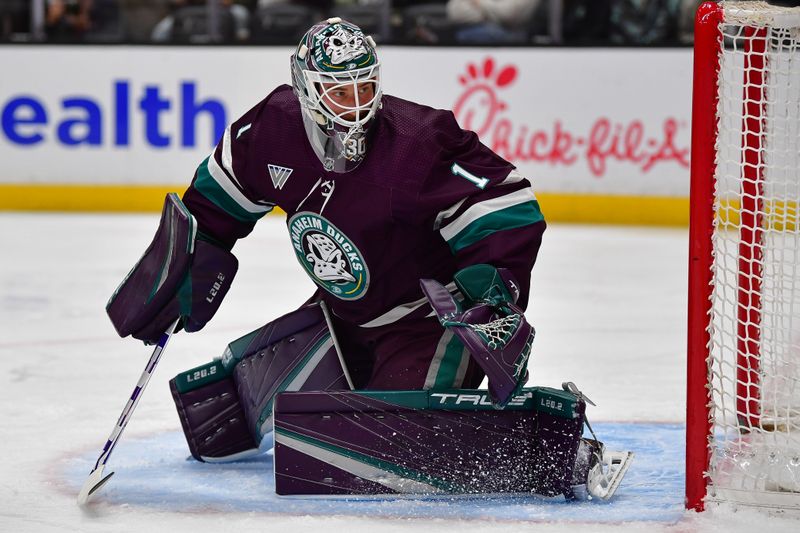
(451, 163), (489, 189)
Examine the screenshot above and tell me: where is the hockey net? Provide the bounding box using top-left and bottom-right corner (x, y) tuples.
(688, 1), (800, 512)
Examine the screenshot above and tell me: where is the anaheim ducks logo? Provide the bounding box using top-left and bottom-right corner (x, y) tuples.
(288, 212), (369, 300)
(312, 22), (375, 71)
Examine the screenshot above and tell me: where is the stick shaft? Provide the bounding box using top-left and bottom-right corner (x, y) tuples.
(78, 321), (178, 503)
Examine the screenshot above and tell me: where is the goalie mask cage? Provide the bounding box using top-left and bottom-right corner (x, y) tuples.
(688, 1), (800, 512)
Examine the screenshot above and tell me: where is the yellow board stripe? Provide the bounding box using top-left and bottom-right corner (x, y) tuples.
(0, 184), (179, 213)
(535, 192), (689, 227)
(716, 199), (800, 232)
(0, 183), (689, 226)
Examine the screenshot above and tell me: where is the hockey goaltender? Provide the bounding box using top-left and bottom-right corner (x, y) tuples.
(102, 18), (633, 501)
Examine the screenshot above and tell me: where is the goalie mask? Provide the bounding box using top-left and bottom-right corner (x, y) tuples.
(291, 18), (382, 173)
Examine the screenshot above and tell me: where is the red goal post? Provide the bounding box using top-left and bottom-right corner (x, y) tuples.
(688, 1), (800, 512)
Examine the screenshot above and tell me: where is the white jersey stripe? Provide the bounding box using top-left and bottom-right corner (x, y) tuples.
(206, 154), (273, 214)
(439, 187), (537, 242)
(452, 347), (471, 388)
(433, 170), (526, 231)
(359, 282), (458, 328)
(500, 169), (525, 186)
(424, 330), (455, 389)
(220, 126), (243, 189)
(433, 197), (466, 231)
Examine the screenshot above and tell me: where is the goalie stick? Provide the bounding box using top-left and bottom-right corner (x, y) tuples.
(77, 320), (179, 506)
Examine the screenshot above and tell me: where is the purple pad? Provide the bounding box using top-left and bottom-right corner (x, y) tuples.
(106, 192), (239, 343)
(170, 360), (259, 462)
(180, 239), (238, 333)
(273, 388), (585, 498)
(226, 304), (353, 441)
(107, 193), (195, 339)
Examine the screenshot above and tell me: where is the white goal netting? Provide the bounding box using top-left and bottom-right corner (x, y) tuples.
(708, 1), (800, 509)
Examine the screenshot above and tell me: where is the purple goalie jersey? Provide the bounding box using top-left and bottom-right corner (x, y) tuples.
(182, 85), (545, 328)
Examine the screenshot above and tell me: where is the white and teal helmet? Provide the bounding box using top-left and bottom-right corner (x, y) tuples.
(291, 18), (382, 172)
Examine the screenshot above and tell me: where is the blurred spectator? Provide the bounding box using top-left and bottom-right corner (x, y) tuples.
(561, 0), (611, 44)
(399, 2), (453, 44)
(252, 1), (323, 44)
(446, 0), (540, 44)
(46, 0), (92, 40)
(258, 0), (331, 14)
(608, 0), (681, 45)
(560, 1), (688, 46)
(256, 0), (332, 23)
(258, 0), (329, 8)
(120, 0), (172, 42)
(151, 0), (252, 42)
(46, 0), (121, 42)
(1, 0), (30, 42)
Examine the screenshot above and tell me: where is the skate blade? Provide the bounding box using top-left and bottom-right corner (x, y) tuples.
(588, 450), (634, 500)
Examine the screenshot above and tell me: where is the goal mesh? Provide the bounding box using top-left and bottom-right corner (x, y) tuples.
(707, 1), (800, 509)
(470, 314), (521, 350)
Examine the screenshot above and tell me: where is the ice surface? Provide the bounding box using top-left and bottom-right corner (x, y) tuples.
(58, 424), (683, 521)
(1, 213), (799, 532)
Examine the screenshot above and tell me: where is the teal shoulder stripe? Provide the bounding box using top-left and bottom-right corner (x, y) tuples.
(447, 200), (544, 253)
(194, 157), (268, 223)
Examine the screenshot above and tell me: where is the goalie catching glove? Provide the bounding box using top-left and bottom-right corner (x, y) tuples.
(106, 193), (238, 344)
(420, 264), (534, 407)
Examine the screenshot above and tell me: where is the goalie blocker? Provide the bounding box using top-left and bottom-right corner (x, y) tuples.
(106, 193), (238, 344)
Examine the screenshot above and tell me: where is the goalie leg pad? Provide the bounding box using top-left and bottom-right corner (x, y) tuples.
(170, 360), (259, 463)
(171, 302), (352, 461)
(228, 302), (353, 442)
(273, 387), (586, 498)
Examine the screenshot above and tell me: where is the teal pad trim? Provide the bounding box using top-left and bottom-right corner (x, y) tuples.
(221, 328), (261, 371)
(329, 387), (581, 419)
(173, 360), (232, 394)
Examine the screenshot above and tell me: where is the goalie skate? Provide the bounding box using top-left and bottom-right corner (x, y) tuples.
(570, 438), (633, 501)
(586, 448), (634, 500)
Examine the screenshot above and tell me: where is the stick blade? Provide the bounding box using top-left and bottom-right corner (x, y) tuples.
(77, 467), (115, 506)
